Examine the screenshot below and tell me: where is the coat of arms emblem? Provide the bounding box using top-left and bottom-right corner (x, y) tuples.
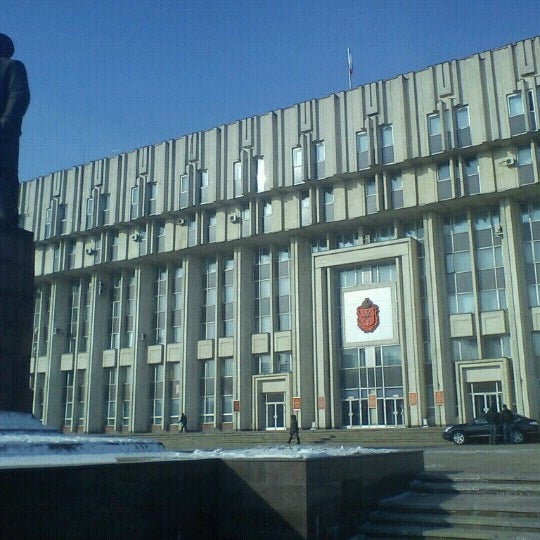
(356, 298), (380, 333)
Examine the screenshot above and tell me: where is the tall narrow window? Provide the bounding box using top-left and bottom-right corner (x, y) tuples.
(508, 93), (526, 135)
(150, 364), (164, 425)
(314, 141), (325, 179)
(154, 267), (167, 345)
(221, 358), (233, 424)
(85, 197), (94, 229)
(464, 157), (480, 195)
(323, 188), (334, 221)
(455, 106), (471, 147)
(120, 365), (132, 427)
(199, 170), (209, 204)
(278, 352), (291, 373)
(380, 125), (394, 164)
(200, 359), (215, 424)
(365, 176), (378, 214)
(171, 265), (183, 343)
(58, 204), (67, 234)
(276, 249), (291, 331)
(356, 131), (369, 170)
(256, 157), (267, 192)
(147, 182), (158, 215)
(76, 369), (86, 428)
(44, 207), (52, 239)
(109, 231), (119, 261)
(202, 258), (217, 339)
(109, 275), (121, 349)
(104, 367), (117, 427)
(62, 371), (74, 428)
(168, 362), (180, 425)
(68, 282), (80, 354)
(156, 221), (166, 252)
(241, 204), (251, 237)
(124, 272), (136, 348)
(437, 162), (453, 200)
(262, 200), (272, 233)
(222, 258), (234, 337)
(187, 215), (197, 247)
(301, 192), (311, 226)
(292, 147), (304, 184)
(52, 243), (61, 272)
(255, 250), (271, 333)
(517, 145), (534, 185)
(130, 186), (139, 220)
(233, 161), (243, 197)
(179, 174), (189, 208)
(100, 193), (111, 226)
(207, 211), (217, 243)
(67, 240), (76, 269)
(80, 281), (90, 353)
(428, 113), (442, 154)
(522, 203), (540, 307)
(389, 174), (403, 209)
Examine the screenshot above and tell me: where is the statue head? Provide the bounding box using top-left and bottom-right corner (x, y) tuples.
(0, 34), (15, 58)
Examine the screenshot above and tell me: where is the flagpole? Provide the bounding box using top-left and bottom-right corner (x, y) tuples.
(347, 48), (353, 90)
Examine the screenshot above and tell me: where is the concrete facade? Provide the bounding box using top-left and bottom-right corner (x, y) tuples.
(20, 36), (540, 433)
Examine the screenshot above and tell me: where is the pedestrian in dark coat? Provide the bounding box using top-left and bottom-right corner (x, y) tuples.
(0, 33), (30, 226)
(500, 404), (514, 444)
(180, 412), (188, 432)
(287, 414), (300, 444)
(485, 405), (499, 445)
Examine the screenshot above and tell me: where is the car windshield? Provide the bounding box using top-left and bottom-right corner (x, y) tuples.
(473, 418), (488, 425)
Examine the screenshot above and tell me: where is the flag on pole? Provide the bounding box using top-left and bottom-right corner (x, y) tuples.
(347, 48), (353, 90)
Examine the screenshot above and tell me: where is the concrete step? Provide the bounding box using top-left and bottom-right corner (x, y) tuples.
(411, 478), (540, 496)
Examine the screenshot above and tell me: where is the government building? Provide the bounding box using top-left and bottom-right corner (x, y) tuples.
(20, 36), (540, 434)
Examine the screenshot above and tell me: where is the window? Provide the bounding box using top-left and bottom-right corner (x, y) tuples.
(221, 358), (233, 423)
(278, 352), (291, 373)
(156, 221), (166, 252)
(380, 125), (394, 164)
(58, 204), (68, 234)
(44, 207), (52, 239)
(262, 200), (272, 234)
(464, 158), (480, 195)
(124, 272), (136, 348)
(147, 182), (158, 215)
(104, 367), (117, 427)
(171, 265), (184, 342)
(276, 249), (291, 331)
(93, 236), (102, 264)
(292, 147), (303, 184)
(233, 161), (243, 198)
(241, 204), (251, 237)
(427, 113), (442, 154)
(100, 193), (110, 226)
(256, 157), (267, 192)
(67, 240), (76, 269)
(62, 371), (74, 428)
(109, 275), (121, 349)
(120, 365), (132, 427)
(130, 186), (139, 220)
(365, 176), (378, 214)
(314, 141), (325, 179)
(517, 145), (534, 185)
(207, 211), (217, 243)
(322, 188), (334, 221)
(109, 231), (119, 261)
(168, 362), (180, 425)
(150, 364), (164, 425)
(455, 106), (471, 147)
(444, 215), (474, 314)
(311, 237), (328, 253)
(80, 282), (90, 353)
(202, 258), (217, 340)
(137, 228), (147, 257)
(301, 192), (311, 226)
(179, 174), (189, 208)
(52, 243), (61, 272)
(154, 267), (167, 345)
(474, 211), (506, 311)
(356, 132), (369, 170)
(389, 174), (403, 209)
(199, 170), (209, 204)
(254, 250), (271, 333)
(68, 282), (80, 354)
(255, 354), (272, 375)
(76, 369), (86, 428)
(222, 258), (234, 337)
(187, 215), (197, 247)
(200, 359), (215, 424)
(521, 203), (540, 307)
(437, 162), (453, 200)
(85, 197), (94, 229)
(508, 93), (526, 135)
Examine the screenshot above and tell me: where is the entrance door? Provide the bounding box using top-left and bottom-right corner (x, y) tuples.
(265, 392), (285, 430)
(342, 398), (360, 428)
(470, 381), (502, 418)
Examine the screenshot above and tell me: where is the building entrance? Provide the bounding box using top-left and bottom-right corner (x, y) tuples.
(470, 381), (503, 418)
(265, 392), (285, 430)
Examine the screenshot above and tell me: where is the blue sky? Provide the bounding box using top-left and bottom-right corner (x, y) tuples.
(5, 0), (540, 181)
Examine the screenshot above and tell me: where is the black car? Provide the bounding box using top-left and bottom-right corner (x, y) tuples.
(443, 414), (539, 445)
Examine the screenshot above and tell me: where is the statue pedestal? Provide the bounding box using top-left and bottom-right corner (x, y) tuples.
(0, 224), (33, 412)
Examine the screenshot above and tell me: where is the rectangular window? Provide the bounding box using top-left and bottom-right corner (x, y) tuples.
(455, 105), (471, 147)
(292, 147), (304, 184)
(262, 200), (272, 234)
(428, 113), (442, 154)
(508, 93), (526, 135)
(314, 141), (325, 179)
(79, 282), (90, 352)
(521, 203), (540, 307)
(124, 272), (136, 348)
(380, 125), (394, 164)
(179, 174), (189, 208)
(365, 176), (378, 214)
(58, 204), (68, 234)
(464, 157), (480, 195)
(187, 215), (197, 247)
(156, 221), (166, 252)
(100, 193), (110, 226)
(85, 197), (94, 229)
(120, 365), (132, 427)
(109, 275), (121, 349)
(93, 236), (102, 264)
(154, 267), (167, 345)
(62, 371), (74, 428)
(171, 265), (183, 342)
(130, 186), (139, 220)
(202, 258), (217, 340)
(437, 162), (453, 200)
(356, 131), (369, 170)
(52, 243), (61, 272)
(168, 362), (180, 425)
(389, 174), (403, 209)
(517, 145), (535, 185)
(255, 250), (271, 333)
(301, 192), (311, 227)
(150, 364), (164, 425)
(276, 249), (291, 331)
(104, 367), (117, 427)
(256, 157), (267, 192)
(109, 231), (119, 261)
(241, 204), (251, 238)
(207, 211), (217, 243)
(76, 369), (86, 428)
(323, 188), (334, 221)
(67, 240), (76, 269)
(222, 258), (234, 337)
(233, 161), (243, 198)
(221, 357), (233, 423)
(44, 207), (52, 239)
(147, 182), (158, 215)
(278, 352), (291, 373)
(255, 354), (272, 375)
(200, 359), (215, 424)
(68, 282), (80, 354)
(199, 170), (209, 204)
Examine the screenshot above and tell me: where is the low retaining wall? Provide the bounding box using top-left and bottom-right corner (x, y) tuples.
(0, 450), (423, 539)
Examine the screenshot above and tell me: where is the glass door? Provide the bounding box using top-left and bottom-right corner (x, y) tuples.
(265, 392), (285, 430)
(470, 381), (502, 418)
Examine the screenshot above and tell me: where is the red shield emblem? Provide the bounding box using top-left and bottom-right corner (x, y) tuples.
(356, 298), (380, 333)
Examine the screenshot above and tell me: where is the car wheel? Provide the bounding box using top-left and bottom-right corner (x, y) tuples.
(452, 431), (466, 445)
(511, 430), (525, 444)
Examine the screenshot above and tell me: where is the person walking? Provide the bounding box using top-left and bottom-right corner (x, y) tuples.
(500, 404), (514, 444)
(287, 414), (300, 444)
(485, 404), (499, 445)
(180, 412), (188, 432)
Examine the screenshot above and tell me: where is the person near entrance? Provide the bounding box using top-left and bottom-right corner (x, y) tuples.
(180, 412), (188, 432)
(485, 404), (499, 445)
(500, 404), (514, 444)
(287, 414), (300, 444)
